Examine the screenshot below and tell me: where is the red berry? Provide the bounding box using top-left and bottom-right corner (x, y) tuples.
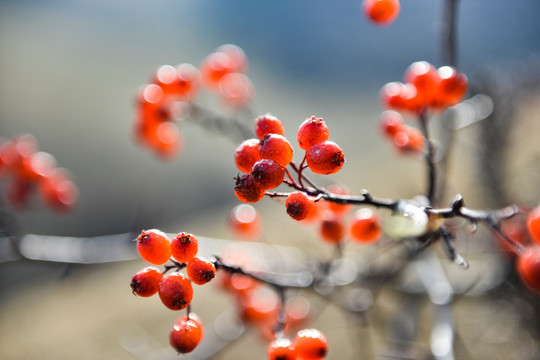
(38, 168), (79, 212)
(251, 159), (285, 190)
(255, 114), (285, 140)
(297, 116), (330, 151)
(239, 287), (280, 325)
(159, 273), (193, 310)
(200, 51), (236, 89)
(286, 192), (315, 221)
(18, 151), (56, 182)
(363, 0), (400, 26)
(234, 174), (265, 203)
(153, 64), (200, 100)
(217, 44), (248, 73)
(380, 110), (405, 137)
(326, 184), (353, 216)
(259, 134), (294, 168)
(429, 66), (468, 109)
(381, 82), (423, 113)
(267, 338), (297, 360)
(349, 208), (382, 244)
(219, 72), (253, 108)
(136, 229), (172, 265)
(130, 267), (163, 297)
(306, 141), (345, 175)
(235, 138), (262, 173)
(293, 328), (328, 360)
(150, 122), (183, 160)
(186, 256), (216, 285)
(171, 232), (199, 263)
(228, 204), (262, 240)
(517, 246), (540, 293)
(319, 213), (345, 244)
(392, 126), (425, 153)
(170, 314), (204, 354)
(526, 207), (540, 245)
(404, 61), (438, 105)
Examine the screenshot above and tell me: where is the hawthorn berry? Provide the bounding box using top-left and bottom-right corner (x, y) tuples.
(154, 64), (200, 99)
(429, 66), (468, 108)
(186, 256), (216, 285)
(234, 138), (262, 173)
(363, 0), (400, 26)
(326, 184), (353, 216)
(239, 287), (280, 325)
(251, 159), (285, 190)
(234, 174), (265, 203)
(297, 116), (330, 151)
(286, 192), (315, 221)
(516, 246), (540, 293)
(170, 314), (204, 354)
(305, 141), (345, 175)
(228, 204), (262, 239)
(267, 338), (297, 360)
(349, 208), (382, 244)
(392, 126), (425, 153)
(219, 72), (253, 108)
(293, 328), (328, 360)
(130, 267), (163, 297)
(171, 232), (199, 263)
(159, 272), (194, 310)
(136, 229), (172, 265)
(380, 110), (404, 137)
(380, 82), (423, 113)
(526, 207), (540, 245)
(259, 134), (294, 168)
(255, 114), (285, 140)
(217, 44), (248, 73)
(319, 213), (345, 244)
(150, 122), (183, 159)
(404, 61), (438, 104)
(200, 51), (236, 88)
(38, 168), (79, 212)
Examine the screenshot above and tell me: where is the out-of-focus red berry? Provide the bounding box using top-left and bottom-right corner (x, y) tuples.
(380, 110), (405, 137)
(217, 44), (248, 73)
(349, 208), (382, 244)
(259, 134), (294, 168)
(404, 61), (438, 105)
(239, 287), (280, 325)
(305, 141), (345, 175)
(392, 126), (425, 153)
(219, 72), (253, 108)
(527, 207), (540, 245)
(130, 267), (163, 297)
(255, 114), (285, 140)
(363, 0), (400, 26)
(136, 229), (172, 265)
(429, 66), (468, 109)
(200, 51), (237, 89)
(297, 116), (330, 151)
(159, 272), (194, 310)
(319, 212), (345, 244)
(228, 204), (262, 240)
(38, 168), (79, 212)
(293, 328), (328, 360)
(326, 184), (353, 216)
(517, 246), (540, 293)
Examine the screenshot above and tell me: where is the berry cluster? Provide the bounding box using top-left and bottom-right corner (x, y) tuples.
(363, 0), (401, 26)
(131, 229), (217, 354)
(0, 134), (78, 212)
(379, 110), (424, 154)
(134, 44), (252, 159)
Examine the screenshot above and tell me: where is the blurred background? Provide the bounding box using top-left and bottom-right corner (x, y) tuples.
(0, 0), (539, 359)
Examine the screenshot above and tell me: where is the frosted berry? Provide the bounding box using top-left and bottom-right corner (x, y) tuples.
(235, 139), (262, 173)
(171, 232), (199, 263)
(306, 141), (345, 175)
(234, 174), (265, 203)
(259, 134), (294, 168)
(159, 272), (193, 310)
(286, 192), (315, 221)
(297, 116), (330, 150)
(136, 229), (172, 265)
(255, 114), (285, 140)
(363, 0), (400, 26)
(349, 208), (382, 244)
(130, 267), (163, 297)
(251, 159), (285, 190)
(186, 256), (216, 285)
(170, 314), (204, 354)
(293, 328), (328, 360)
(267, 338), (296, 360)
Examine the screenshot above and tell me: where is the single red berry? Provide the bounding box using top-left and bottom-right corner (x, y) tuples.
(380, 110), (405, 137)
(267, 338), (297, 360)
(217, 44), (248, 73)
(18, 151), (56, 182)
(136, 229), (172, 265)
(159, 272), (194, 310)
(516, 246), (540, 293)
(392, 126), (425, 153)
(326, 184), (353, 216)
(171, 232), (199, 263)
(293, 328), (328, 360)
(219, 72), (253, 108)
(429, 66), (468, 108)
(234, 174), (265, 203)
(526, 207), (540, 245)
(306, 141), (345, 175)
(235, 138), (262, 173)
(200, 51), (236, 89)
(404, 61), (438, 105)
(349, 208), (382, 244)
(380, 82), (423, 113)
(286, 192), (315, 221)
(259, 134), (294, 168)
(153, 64), (200, 99)
(297, 116), (330, 151)
(130, 267), (163, 297)
(228, 204), (262, 240)
(363, 0), (400, 26)
(239, 287), (280, 325)
(149, 122), (183, 160)
(38, 168), (79, 212)
(186, 256), (216, 285)
(251, 159), (285, 190)
(170, 314), (204, 354)
(255, 114), (285, 140)
(319, 213), (345, 244)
